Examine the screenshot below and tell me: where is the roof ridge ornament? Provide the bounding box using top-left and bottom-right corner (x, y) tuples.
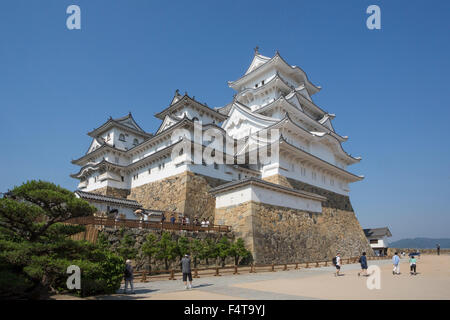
(254, 46), (259, 54)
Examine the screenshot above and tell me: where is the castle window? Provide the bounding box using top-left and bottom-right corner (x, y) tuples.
(312, 171), (316, 180)
(238, 173), (241, 180)
(214, 163), (219, 170)
(179, 148), (184, 156)
(261, 80), (265, 85)
(192, 117), (199, 122)
(148, 168), (151, 174)
(133, 138), (139, 147)
(119, 134), (126, 142)
(121, 176), (124, 182)
(330, 179), (334, 186)
(133, 174), (138, 180)
(301, 167), (306, 176)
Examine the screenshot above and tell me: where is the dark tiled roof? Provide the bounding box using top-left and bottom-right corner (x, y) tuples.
(74, 190), (142, 208)
(363, 227), (392, 238)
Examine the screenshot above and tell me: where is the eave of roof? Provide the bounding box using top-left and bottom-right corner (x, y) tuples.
(87, 114), (152, 139)
(229, 52), (321, 95)
(75, 190), (141, 208)
(277, 136), (364, 182)
(363, 227), (392, 238)
(154, 94), (228, 121)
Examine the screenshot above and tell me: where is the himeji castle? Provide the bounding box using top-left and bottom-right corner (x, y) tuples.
(71, 49), (373, 263)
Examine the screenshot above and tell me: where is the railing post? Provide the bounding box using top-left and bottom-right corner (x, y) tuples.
(214, 267), (221, 276)
(283, 264), (288, 271)
(250, 264), (256, 273)
(295, 263), (299, 269)
(169, 269), (175, 280)
(142, 271), (147, 283)
(306, 262), (309, 268)
(233, 265), (239, 275)
(193, 268), (200, 278)
(271, 264), (275, 272)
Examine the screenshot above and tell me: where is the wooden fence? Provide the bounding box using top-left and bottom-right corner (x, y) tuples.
(131, 255), (392, 283)
(66, 216), (232, 234)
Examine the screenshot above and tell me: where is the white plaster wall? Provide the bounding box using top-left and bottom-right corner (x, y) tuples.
(215, 184), (322, 213)
(261, 155), (349, 196)
(310, 142), (335, 165)
(88, 201), (138, 220)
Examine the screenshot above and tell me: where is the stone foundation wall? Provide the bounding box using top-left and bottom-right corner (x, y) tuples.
(128, 172), (188, 212)
(216, 200), (373, 264)
(216, 174), (373, 263)
(252, 202), (373, 263)
(184, 173), (226, 223)
(215, 202), (255, 255)
(128, 171), (227, 222)
(90, 186), (130, 199)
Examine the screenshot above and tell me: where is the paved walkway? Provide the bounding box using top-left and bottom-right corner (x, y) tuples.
(53, 255), (450, 300)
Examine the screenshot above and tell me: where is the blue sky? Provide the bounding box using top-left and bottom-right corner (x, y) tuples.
(0, 0), (449, 241)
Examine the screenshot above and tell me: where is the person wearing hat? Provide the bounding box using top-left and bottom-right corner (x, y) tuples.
(181, 254), (193, 289)
(124, 259), (135, 294)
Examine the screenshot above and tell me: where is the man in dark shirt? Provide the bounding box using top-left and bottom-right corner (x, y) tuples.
(181, 254), (193, 289)
(358, 252), (368, 277)
(437, 244), (440, 256)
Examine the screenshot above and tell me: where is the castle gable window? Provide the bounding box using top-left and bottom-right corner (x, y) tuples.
(119, 134), (126, 142)
(133, 138), (139, 146)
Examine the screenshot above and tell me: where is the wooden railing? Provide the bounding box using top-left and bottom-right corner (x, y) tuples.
(131, 255), (392, 282)
(66, 216), (232, 233)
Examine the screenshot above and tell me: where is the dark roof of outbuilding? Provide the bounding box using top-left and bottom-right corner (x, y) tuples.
(74, 190), (142, 208)
(363, 227), (392, 238)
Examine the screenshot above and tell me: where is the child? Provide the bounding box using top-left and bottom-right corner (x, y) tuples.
(409, 255), (417, 275)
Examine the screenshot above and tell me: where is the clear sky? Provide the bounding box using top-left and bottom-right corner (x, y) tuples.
(0, 0), (449, 241)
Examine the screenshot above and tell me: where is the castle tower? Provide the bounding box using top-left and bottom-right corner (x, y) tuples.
(213, 49), (372, 262)
(71, 50), (373, 262)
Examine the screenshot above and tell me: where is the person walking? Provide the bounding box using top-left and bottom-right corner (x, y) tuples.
(181, 254), (193, 290)
(358, 252), (368, 277)
(124, 259), (135, 294)
(437, 244), (440, 256)
(170, 215), (176, 225)
(392, 252), (400, 275)
(333, 253), (341, 277)
(409, 255), (417, 275)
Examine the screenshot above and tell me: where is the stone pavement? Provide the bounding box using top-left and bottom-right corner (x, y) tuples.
(98, 258), (399, 300)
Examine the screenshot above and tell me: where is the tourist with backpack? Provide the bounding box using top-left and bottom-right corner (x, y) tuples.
(123, 259), (135, 294)
(358, 252), (368, 277)
(333, 253), (341, 276)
